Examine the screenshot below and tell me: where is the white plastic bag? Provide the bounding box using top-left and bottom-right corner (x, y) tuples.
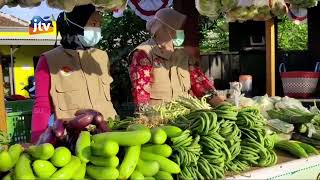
(275, 96), (309, 112)
(228, 82), (242, 108)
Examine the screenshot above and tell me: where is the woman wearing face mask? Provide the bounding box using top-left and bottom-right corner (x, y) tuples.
(31, 4), (117, 143)
(130, 8), (221, 109)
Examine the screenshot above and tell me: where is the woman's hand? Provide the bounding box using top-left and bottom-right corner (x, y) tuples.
(208, 95), (226, 107)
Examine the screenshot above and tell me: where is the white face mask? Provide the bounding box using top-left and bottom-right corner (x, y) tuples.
(65, 13), (102, 47)
(155, 16), (185, 47)
(78, 27), (102, 47)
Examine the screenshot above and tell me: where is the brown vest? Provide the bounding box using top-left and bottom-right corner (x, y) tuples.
(133, 40), (192, 106)
(43, 46), (117, 120)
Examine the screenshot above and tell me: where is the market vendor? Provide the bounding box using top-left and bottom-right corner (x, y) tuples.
(31, 4), (117, 143)
(130, 8), (221, 108)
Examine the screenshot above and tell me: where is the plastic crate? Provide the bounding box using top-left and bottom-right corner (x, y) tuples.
(7, 111), (32, 144)
(5, 100), (33, 144)
(5, 99), (34, 113)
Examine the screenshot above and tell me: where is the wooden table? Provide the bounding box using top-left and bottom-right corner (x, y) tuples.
(226, 152), (320, 180)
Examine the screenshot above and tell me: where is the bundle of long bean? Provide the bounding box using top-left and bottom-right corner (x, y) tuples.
(233, 107), (277, 170)
(175, 95), (212, 111)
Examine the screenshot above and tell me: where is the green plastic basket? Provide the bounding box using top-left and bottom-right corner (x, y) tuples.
(5, 99), (34, 112)
(5, 100), (33, 144)
(7, 111), (32, 144)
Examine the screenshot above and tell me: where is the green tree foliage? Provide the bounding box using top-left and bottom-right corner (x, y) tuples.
(99, 10), (150, 105)
(277, 17), (307, 51)
(200, 16), (229, 53)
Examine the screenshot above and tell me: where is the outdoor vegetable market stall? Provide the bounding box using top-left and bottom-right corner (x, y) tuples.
(1, 94), (320, 179)
(1, 0), (320, 180)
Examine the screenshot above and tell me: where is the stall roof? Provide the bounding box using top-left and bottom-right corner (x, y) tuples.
(0, 12), (28, 27)
(0, 12), (60, 46)
(0, 28), (61, 45)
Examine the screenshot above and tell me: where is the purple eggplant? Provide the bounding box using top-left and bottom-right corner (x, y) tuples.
(92, 114), (110, 133)
(75, 109), (99, 116)
(52, 119), (66, 139)
(68, 113), (94, 130)
(36, 128), (56, 145)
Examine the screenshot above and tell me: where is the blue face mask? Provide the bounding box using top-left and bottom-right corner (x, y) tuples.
(78, 27), (102, 47)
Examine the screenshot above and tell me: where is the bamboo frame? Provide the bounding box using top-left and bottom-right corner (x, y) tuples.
(0, 57), (6, 132)
(266, 18), (276, 96)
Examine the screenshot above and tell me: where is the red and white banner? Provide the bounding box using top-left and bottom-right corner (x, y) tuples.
(127, 0), (173, 21)
(287, 4), (307, 24)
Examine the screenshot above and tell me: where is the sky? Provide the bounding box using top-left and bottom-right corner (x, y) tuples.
(0, 1), (61, 21)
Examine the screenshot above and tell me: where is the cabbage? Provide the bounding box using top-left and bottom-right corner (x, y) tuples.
(254, 95), (274, 119)
(287, 0), (318, 8)
(239, 96), (256, 107)
(226, 1), (273, 22)
(271, 0), (287, 17)
(309, 101), (320, 114)
(196, 0), (222, 19)
(274, 96), (309, 112)
(221, 0), (238, 10)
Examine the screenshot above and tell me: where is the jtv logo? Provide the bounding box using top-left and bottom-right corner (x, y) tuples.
(29, 16), (55, 35)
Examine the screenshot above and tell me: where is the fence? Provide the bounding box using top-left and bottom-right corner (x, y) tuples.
(200, 52), (240, 90)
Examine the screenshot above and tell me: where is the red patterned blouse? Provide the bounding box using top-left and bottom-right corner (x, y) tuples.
(130, 50), (215, 106)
